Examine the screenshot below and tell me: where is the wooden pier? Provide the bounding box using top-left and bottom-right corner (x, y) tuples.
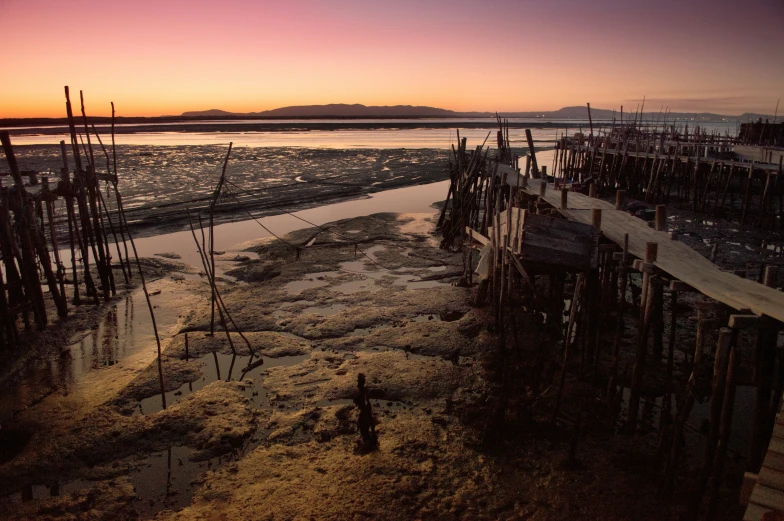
(548, 117), (784, 229)
(525, 179), (784, 322)
(439, 119), (784, 519)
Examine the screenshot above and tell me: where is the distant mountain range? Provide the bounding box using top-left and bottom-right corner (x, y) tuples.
(178, 104), (775, 122)
(1, 104), (775, 129)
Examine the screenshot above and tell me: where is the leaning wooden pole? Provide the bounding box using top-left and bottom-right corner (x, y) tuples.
(111, 102), (133, 279)
(1, 131), (68, 319)
(208, 143), (233, 335)
(79, 91), (114, 298)
(106, 103), (167, 410)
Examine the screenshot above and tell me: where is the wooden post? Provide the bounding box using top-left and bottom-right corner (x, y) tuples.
(651, 276), (664, 361)
(0, 191), (29, 331)
(692, 327), (734, 515)
(591, 209), (602, 230)
(749, 265), (780, 472)
(654, 205), (666, 232)
(1, 132), (68, 321)
(552, 273), (584, 424)
(80, 93), (114, 300)
(209, 143), (233, 335)
(561, 188), (568, 210)
(42, 177), (67, 302)
(587, 103), (594, 139)
(742, 164), (753, 224)
(525, 129), (538, 177)
(707, 333), (739, 519)
(588, 182), (598, 198)
(615, 189), (626, 210)
(608, 233), (629, 402)
(539, 181), (547, 198)
(663, 304), (710, 497)
(627, 242), (657, 431)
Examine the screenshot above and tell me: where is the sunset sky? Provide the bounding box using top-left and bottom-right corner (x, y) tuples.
(1, 0), (782, 118)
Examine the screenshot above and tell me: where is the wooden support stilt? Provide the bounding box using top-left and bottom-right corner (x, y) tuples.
(627, 242), (657, 431)
(591, 209), (602, 230)
(654, 205), (666, 232)
(552, 273), (584, 424)
(691, 327), (733, 515)
(749, 266), (780, 472)
(615, 189), (626, 210)
(706, 330), (739, 519)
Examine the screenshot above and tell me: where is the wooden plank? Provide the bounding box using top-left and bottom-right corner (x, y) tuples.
(763, 450), (784, 472)
(745, 502), (778, 521)
(670, 280), (698, 292)
(465, 227), (489, 246)
(759, 467), (784, 492)
(743, 473), (760, 505)
(552, 207), (784, 322)
(749, 485), (784, 511)
(768, 437), (784, 457)
(521, 233), (591, 257)
(730, 314), (762, 329)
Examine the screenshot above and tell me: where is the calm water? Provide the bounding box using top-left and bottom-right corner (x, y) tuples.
(5, 119), (738, 149)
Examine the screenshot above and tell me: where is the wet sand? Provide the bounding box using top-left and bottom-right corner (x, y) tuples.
(0, 195), (758, 520)
(13, 145), (451, 239)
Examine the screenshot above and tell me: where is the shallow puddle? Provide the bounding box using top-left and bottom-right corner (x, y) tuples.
(139, 350), (312, 415)
(0, 283), (186, 423)
(10, 443), (252, 518)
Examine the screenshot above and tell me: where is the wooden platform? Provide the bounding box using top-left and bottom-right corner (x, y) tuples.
(563, 146), (783, 173)
(522, 180), (784, 323)
(744, 402), (784, 520)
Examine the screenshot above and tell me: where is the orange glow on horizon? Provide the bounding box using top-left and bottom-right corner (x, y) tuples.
(2, 0), (783, 119)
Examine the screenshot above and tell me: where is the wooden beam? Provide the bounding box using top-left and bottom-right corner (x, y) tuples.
(729, 314), (761, 329)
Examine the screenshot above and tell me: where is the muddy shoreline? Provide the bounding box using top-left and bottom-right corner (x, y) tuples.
(5, 120), (591, 136)
(12, 145), (453, 239)
(0, 183), (777, 519)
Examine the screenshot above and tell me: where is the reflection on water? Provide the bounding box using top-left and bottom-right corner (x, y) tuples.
(0, 285), (184, 423)
(139, 351), (312, 415)
(10, 125), (575, 149)
(128, 180), (453, 270)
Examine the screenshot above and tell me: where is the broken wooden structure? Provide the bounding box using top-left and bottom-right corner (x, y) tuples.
(0, 88), (138, 349)
(549, 112), (783, 229)
(439, 122), (784, 519)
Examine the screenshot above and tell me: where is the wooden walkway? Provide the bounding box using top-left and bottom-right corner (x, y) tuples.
(563, 146), (784, 173)
(522, 179), (784, 323)
(744, 396), (784, 520)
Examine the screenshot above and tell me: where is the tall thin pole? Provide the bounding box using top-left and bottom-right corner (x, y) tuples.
(208, 143), (233, 335)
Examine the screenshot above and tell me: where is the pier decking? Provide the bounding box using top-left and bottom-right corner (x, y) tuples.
(744, 395), (784, 520)
(523, 179), (784, 322)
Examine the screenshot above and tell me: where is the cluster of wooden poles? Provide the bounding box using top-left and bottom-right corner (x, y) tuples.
(0, 88), (138, 339)
(441, 125), (784, 518)
(550, 110), (783, 229)
(738, 120), (784, 148)
(0, 86), (173, 408)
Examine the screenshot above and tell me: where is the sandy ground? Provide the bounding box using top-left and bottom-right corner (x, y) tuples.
(0, 206), (760, 520)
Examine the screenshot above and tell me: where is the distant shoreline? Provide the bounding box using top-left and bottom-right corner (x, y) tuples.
(3, 119), (629, 136)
